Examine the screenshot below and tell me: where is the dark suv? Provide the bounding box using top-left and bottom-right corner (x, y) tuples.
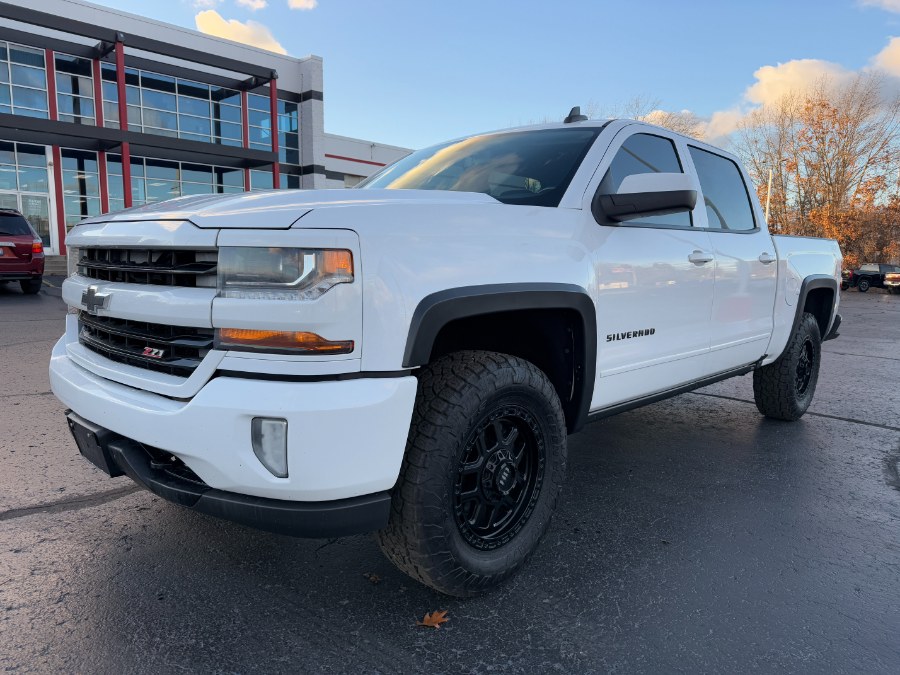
(841, 263), (900, 293)
(0, 209), (45, 294)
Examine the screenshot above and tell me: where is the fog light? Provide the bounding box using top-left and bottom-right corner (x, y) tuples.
(251, 417), (288, 478)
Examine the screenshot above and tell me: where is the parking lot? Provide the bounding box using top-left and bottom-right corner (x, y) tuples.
(1, 282), (898, 673)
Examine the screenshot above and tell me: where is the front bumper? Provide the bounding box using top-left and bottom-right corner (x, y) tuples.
(50, 334), (418, 503)
(66, 412), (391, 537)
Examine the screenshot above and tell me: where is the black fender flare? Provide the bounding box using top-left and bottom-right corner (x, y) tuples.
(779, 275), (838, 358)
(402, 283), (597, 433)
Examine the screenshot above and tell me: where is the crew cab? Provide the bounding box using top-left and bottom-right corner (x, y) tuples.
(50, 114), (843, 596)
(841, 263), (900, 292)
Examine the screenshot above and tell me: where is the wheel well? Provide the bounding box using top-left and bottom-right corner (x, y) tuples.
(429, 309), (587, 433)
(803, 287), (834, 336)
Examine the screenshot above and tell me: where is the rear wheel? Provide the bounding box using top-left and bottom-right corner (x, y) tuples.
(753, 312), (821, 421)
(19, 277), (41, 295)
(376, 350), (567, 597)
(857, 277), (871, 292)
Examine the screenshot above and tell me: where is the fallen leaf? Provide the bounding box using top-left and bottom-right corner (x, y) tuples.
(363, 572), (381, 585)
(416, 610), (449, 629)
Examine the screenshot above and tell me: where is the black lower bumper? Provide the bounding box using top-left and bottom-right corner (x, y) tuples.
(66, 412), (391, 538)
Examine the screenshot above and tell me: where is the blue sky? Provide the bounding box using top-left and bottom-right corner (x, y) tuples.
(92, 0), (900, 149)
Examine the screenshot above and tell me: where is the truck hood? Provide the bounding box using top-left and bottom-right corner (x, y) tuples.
(78, 189), (501, 230)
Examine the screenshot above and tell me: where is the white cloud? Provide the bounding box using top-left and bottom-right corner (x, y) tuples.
(193, 0), (221, 8)
(704, 108), (745, 144)
(288, 0), (318, 10)
(860, 0), (900, 12)
(195, 10), (287, 54)
(237, 0), (267, 10)
(745, 59), (853, 106)
(874, 36), (900, 76)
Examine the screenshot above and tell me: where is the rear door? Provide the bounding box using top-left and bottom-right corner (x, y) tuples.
(685, 144), (777, 371)
(582, 128), (718, 409)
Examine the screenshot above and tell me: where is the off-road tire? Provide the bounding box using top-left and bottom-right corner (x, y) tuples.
(857, 277), (871, 292)
(20, 277), (41, 295)
(376, 350), (567, 597)
(753, 312), (821, 421)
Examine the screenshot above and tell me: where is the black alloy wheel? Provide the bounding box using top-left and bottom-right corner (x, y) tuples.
(453, 405), (544, 551)
(795, 338), (814, 396)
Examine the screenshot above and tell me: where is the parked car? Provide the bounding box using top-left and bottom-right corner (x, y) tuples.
(51, 114), (843, 597)
(0, 208), (45, 294)
(841, 263), (900, 292)
(885, 271), (900, 294)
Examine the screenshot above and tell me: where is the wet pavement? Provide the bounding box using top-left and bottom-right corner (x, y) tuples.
(1, 281), (898, 673)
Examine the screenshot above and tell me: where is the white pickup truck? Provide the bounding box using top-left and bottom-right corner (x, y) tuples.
(51, 114), (843, 596)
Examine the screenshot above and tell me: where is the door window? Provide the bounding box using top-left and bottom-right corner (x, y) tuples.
(598, 133), (691, 228)
(689, 146), (756, 231)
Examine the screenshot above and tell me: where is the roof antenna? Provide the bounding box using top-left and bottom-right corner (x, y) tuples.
(564, 106), (588, 123)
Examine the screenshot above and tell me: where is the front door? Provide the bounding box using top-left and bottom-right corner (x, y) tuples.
(584, 129), (718, 410)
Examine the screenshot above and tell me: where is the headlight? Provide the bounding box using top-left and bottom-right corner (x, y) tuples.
(217, 247), (353, 301)
(66, 246), (81, 277)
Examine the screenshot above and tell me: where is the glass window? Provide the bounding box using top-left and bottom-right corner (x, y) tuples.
(247, 93), (269, 111)
(11, 86), (47, 112)
(181, 164), (213, 183)
(177, 80), (209, 99)
(145, 159), (178, 181)
(361, 128), (601, 208)
(0, 165), (17, 190)
(146, 180), (179, 203)
(142, 89), (175, 111)
(597, 133), (691, 228)
(250, 169), (273, 190)
(216, 167), (243, 187)
(688, 146), (756, 231)
(215, 104), (241, 124)
(58, 94), (95, 118)
(214, 88), (241, 106)
(140, 71), (175, 93)
(179, 96), (210, 118)
(9, 45), (44, 68)
(214, 121), (242, 140)
(179, 115), (211, 136)
(0, 140), (15, 164)
(142, 108), (177, 131)
(17, 145), (46, 167)
(248, 109), (270, 128)
(11, 64), (45, 88)
(61, 150), (98, 173)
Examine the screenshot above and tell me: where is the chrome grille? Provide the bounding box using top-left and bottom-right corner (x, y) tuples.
(77, 248), (217, 287)
(78, 312), (214, 377)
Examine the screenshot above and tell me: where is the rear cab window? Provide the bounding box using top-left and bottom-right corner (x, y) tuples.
(688, 146), (756, 232)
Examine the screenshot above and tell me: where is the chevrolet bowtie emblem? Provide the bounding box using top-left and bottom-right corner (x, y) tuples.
(81, 285), (110, 314)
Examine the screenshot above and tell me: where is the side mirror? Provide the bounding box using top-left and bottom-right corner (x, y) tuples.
(593, 172), (698, 223)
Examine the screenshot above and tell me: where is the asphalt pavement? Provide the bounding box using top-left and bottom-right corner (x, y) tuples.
(1, 280), (898, 674)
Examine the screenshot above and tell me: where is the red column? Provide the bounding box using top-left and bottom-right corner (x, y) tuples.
(45, 48), (68, 255)
(92, 58), (109, 213)
(241, 90), (250, 191)
(269, 78), (280, 189)
(114, 40), (132, 208)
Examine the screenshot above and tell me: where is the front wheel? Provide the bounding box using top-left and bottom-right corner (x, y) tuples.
(376, 351), (568, 597)
(753, 312), (822, 421)
(857, 278), (871, 292)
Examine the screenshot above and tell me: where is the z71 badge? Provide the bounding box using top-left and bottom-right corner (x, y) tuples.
(141, 347), (165, 359)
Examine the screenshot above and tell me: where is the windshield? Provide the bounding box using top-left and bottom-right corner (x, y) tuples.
(0, 212), (33, 236)
(358, 128), (601, 207)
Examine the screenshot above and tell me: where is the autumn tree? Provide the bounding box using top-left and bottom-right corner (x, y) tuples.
(733, 72), (900, 267)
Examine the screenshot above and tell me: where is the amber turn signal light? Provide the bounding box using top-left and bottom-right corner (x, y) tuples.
(32, 241), (43, 254)
(216, 328), (354, 354)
